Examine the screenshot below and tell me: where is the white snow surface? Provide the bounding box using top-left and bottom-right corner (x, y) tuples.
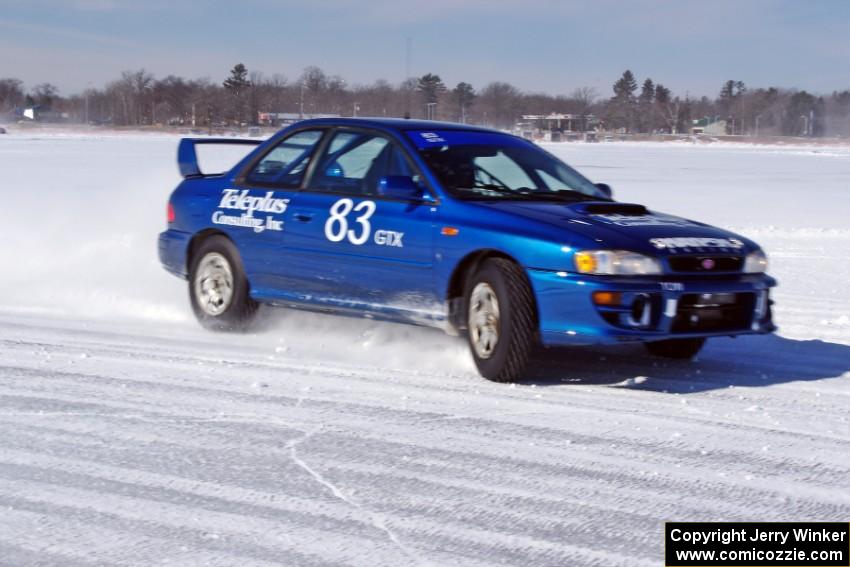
(1, 133), (849, 566)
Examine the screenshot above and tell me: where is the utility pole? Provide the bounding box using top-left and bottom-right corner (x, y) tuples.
(404, 37), (412, 119)
(84, 81), (92, 124)
(405, 37), (411, 83)
(299, 82), (305, 119)
(426, 102), (436, 120)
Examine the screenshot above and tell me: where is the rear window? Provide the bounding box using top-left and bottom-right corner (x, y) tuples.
(246, 130), (323, 186)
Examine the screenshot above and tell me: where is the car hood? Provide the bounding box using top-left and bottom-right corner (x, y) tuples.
(475, 200), (758, 256)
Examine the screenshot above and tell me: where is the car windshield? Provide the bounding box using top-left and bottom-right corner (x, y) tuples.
(410, 131), (606, 201)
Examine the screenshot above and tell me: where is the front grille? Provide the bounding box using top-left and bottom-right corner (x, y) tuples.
(668, 255), (743, 273)
(671, 292), (755, 333)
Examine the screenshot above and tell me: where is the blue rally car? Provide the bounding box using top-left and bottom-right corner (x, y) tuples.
(159, 118), (776, 382)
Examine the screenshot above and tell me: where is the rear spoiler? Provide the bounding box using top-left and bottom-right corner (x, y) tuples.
(178, 138), (263, 178)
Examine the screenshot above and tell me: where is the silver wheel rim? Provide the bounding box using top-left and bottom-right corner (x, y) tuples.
(468, 282), (500, 359)
(194, 252), (234, 316)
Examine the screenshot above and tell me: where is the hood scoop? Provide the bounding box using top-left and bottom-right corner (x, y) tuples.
(572, 202), (649, 216)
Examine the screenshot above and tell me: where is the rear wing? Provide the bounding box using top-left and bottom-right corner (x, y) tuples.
(178, 138), (263, 178)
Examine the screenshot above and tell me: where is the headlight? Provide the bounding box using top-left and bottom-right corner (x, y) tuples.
(574, 250), (662, 275)
(743, 249), (768, 273)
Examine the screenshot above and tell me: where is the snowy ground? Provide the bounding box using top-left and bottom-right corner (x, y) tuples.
(1, 133), (849, 566)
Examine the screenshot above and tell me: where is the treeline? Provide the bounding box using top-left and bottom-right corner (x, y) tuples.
(605, 70), (850, 137)
(2, 64), (850, 137)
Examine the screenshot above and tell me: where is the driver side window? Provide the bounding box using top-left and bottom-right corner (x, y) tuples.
(312, 130), (413, 195)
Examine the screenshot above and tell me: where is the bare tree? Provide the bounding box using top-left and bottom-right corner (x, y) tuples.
(32, 83), (60, 109)
(477, 82), (521, 129)
(0, 78), (25, 111)
(571, 86), (598, 130)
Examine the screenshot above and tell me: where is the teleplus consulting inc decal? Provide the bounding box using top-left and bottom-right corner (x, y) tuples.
(211, 189), (288, 233)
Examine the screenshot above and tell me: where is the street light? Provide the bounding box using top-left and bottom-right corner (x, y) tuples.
(84, 81), (92, 125)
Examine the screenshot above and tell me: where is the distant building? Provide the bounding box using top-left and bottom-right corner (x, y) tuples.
(516, 113), (599, 141)
(15, 105), (69, 123)
(521, 113), (597, 132)
(258, 112), (340, 127)
(692, 116), (727, 136)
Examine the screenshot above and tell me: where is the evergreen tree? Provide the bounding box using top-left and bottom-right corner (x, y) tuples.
(718, 80), (746, 115)
(654, 84), (671, 105)
(639, 79), (655, 104)
(223, 63), (251, 123)
(717, 80), (746, 133)
(638, 78), (655, 132)
(610, 70), (638, 131)
(417, 73), (446, 118)
(451, 82), (476, 123)
(612, 70), (637, 100)
(223, 64), (251, 96)
(653, 84), (673, 132)
(417, 73), (446, 104)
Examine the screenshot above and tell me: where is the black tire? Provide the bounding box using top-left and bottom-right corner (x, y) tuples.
(465, 258), (537, 382)
(644, 337), (706, 359)
(188, 235), (258, 331)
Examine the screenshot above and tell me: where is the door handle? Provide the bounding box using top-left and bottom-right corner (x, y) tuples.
(293, 212), (314, 223)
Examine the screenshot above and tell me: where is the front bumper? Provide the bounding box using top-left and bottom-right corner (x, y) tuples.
(527, 268), (777, 347)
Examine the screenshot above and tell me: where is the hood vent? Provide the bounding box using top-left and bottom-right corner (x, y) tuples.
(573, 202), (649, 216)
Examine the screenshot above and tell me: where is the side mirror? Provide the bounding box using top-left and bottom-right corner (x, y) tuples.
(324, 161), (344, 178)
(378, 175), (426, 200)
(595, 182), (613, 199)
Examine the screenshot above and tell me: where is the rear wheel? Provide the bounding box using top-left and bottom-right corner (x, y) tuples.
(465, 258), (537, 382)
(644, 337), (706, 359)
(189, 235), (258, 331)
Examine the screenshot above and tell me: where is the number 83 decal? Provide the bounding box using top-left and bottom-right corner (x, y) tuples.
(323, 198), (404, 247)
(324, 198), (376, 245)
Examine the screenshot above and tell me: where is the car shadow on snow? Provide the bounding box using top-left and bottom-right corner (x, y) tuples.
(523, 334), (850, 394)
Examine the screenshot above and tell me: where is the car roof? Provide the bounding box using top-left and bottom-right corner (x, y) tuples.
(291, 117), (506, 134)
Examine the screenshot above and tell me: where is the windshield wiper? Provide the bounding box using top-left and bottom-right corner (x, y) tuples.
(455, 185), (606, 202)
(515, 188), (608, 202)
(455, 184), (539, 199)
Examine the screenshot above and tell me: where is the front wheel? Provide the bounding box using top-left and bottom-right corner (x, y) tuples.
(189, 235), (258, 331)
(465, 258), (537, 382)
(644, 337), (706, 359)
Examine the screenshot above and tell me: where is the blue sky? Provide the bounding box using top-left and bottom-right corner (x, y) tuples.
(1, 0), (849, 98)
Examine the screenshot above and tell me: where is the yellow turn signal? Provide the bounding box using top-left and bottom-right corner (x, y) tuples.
(574, 251), (597, 274)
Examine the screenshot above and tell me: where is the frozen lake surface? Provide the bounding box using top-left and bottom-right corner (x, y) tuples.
(1, 133), (848, 566)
